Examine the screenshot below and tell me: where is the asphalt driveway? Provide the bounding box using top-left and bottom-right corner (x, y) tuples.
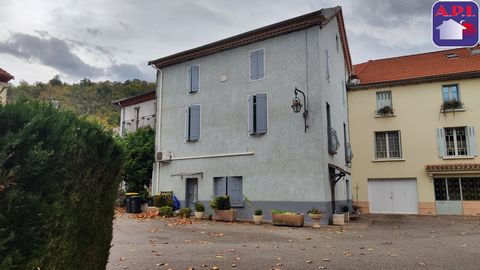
(107, 214), (480, 270)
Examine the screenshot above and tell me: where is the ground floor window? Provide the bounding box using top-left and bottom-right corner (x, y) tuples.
(213, 176), (243, 207)
(434, 177), (480, 201)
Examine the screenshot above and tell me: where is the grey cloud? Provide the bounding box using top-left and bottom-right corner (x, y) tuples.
(86, 27), (101, 37)
(0, 32), (102, 78)
(107, 64), (151, 81)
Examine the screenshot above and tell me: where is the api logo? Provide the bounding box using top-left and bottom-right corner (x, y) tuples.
(432, 0), (479, 47)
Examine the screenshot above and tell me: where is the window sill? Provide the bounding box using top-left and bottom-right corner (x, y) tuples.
(441, 108), (465, 113)
(372, 158), (405, 162)
(374, 114), (396, 118)
(442, 156), (475, 160)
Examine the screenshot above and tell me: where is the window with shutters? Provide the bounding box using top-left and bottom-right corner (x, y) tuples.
(185, 105), (200, 142)
(187, 65), (200, 93)
(437, 127), (477, 158)
(249, 49), (265, 81)
(374, 131), (402, 159)
(376, 91), (393, 115)
(213, 177), (243, 207)
(248, 93), (268, 135)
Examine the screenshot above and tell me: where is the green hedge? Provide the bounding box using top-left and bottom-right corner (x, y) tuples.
(0, 102), (124, 270)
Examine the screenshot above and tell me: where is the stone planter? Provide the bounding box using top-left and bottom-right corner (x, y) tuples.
(332, 213), (345, 226)
(272, 213), (304, 227)
(253, 215), (263, 225)
(195, 211), (204, 219)
(213, 209), (237, 222)
(308, 213), (325, 228)
(343, 211), (350, 222)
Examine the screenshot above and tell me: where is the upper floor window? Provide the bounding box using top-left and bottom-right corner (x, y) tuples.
(375, 131), (401, 159)
(248, 93), (267, 135)
(376, 91), (393, 115)
(249, 49), (265, 81)
(185, 104), (200, 142)
(437, 127), (477, 157)
(187, 65), (200, 93)
(442, 84), (459, 102)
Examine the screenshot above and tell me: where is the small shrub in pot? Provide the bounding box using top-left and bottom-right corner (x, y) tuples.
(178, 208), (192, 218)
(159, 206), (173, 217)
(194, 202), (205, 219)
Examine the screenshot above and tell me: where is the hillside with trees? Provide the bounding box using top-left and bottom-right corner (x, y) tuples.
(8, 76), (155, 129)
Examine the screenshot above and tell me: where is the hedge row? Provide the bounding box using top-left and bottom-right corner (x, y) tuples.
(0, 102), (124, 270)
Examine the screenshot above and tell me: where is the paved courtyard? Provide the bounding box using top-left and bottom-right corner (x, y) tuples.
(107, 214), (480, 270)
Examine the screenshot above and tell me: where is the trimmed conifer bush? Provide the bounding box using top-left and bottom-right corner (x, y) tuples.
(0, 102), (124, 270)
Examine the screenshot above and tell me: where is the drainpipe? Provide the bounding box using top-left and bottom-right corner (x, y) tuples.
(150, 64), (163, 195)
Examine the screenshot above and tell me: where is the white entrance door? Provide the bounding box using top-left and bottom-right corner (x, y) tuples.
(368, 179), (419, 214)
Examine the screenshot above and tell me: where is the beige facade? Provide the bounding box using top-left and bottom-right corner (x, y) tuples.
(348, 78), (480, 215)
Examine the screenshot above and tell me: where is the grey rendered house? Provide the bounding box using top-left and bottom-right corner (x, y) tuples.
(148, 7), (353, 222)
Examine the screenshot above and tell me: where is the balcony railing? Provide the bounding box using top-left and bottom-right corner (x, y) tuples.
(121, 114), (156, 135)
(328, 127), (340, 155)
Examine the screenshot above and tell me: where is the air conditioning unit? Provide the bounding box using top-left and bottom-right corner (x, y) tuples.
(155, 151), (172, 162)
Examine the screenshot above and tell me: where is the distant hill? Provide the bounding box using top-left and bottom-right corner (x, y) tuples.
(8, 76), (155, 129)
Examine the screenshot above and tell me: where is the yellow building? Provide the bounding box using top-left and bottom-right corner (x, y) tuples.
(348, 46), (480, 216)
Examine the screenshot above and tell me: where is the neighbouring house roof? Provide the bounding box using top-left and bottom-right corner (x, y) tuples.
(349, 45), (480, 90)
(112, 90), (156, 107)
(425, 163), (480, 176)
(148, 7), (353, 75)
(0, 68), (14, 83)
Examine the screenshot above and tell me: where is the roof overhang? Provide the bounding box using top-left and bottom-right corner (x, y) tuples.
(0, 68), (14, 83)
(112, 90), (156, 107)
(348, 71), (480, 91)
(425, 163), (480, 177)
(148, 7), (352, 75)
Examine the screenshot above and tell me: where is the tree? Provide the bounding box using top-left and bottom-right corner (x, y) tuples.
(48, 75), (63, 86)
(118, 127), (155, 194)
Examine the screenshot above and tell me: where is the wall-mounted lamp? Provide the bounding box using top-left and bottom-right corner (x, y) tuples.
(291, 87), (308, 132)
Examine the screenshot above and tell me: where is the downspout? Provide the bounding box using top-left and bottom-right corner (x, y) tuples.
(150, 64), (163, 195)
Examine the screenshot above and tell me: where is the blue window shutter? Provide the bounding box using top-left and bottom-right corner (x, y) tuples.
(191, 65), (199, 92)
(227, 177), (243, 206)
(467, 126), (478, 156)
(248, 95), (254, 134)
(250, 51), (258, 80)
(257, 50), (264, 79)
(185, 106), (190, 141)
(189, 105), (200, 141)
(255, 93), (267, 134)
(187, 66), (192, 92)
(436, 128), (446, 157)
(214, 177), (227, 197)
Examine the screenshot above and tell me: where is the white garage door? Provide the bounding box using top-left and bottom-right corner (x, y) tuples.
(368, 179), (419, 214)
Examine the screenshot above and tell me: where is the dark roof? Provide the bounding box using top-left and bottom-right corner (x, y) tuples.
(148, 7), (352, 74)
(112, 90), (156, 107)
(349, 45), (480, 90)
(0, 68), (14, 83)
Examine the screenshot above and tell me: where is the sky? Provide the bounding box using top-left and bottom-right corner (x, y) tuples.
(0, 0), (443, 84)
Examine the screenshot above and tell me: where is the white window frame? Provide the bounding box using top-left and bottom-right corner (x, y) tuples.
(444, 127), (467, 156)
(374, 131), (402, 159)
(442, 84), (459, 102)
(249, 48), (265, 82)
(376, 91), (392, 111)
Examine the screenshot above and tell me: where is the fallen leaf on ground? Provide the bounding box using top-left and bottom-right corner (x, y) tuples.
(211, 266), (219, 270)
(322, 258), (331, 262)
(120, 257), (126, 261)
(419, 262), (427, 266)
(306, 260), (313, 264)
(387, 252), (397, 257)
(215, 255), (224, 259)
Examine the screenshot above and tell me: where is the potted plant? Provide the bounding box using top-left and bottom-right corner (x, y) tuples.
(178, 207), (192, 218)
(307, 208), (325, 228)
(194, 202), (205, 219)
(210, 196), (237, 222)
(376, 105), (394, 115)
(271, 210), (304, 227)
(253, 209), (263, 225)
(332, 212), (345, 226)
(441, 99), (463, 112)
